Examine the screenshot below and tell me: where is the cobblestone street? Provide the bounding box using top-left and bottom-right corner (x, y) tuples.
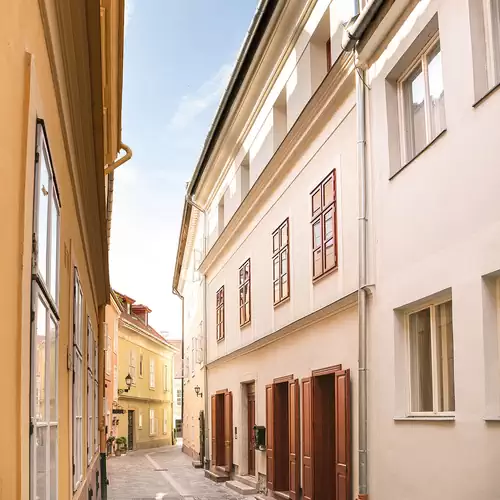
(107, 443), (249, 500)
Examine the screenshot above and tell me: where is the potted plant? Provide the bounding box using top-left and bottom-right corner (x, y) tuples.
(115, 436), (127, 456)
(106, 436), (115, 456)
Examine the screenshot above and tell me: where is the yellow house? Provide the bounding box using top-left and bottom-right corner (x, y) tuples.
(0, 1), (128, 499)
(114, 292), (176, 450)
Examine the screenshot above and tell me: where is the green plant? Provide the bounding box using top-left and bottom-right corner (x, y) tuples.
(116, 436), (127, 450)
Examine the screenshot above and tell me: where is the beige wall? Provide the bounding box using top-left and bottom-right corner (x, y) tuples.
(366, 0), (500, 498)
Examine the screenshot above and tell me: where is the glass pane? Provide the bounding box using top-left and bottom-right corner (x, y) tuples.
(38, 152), (50, 284)
(245, 261), (250, 281)
(281, 274), (289, 299)
(240, 287), (245, 306)
(436, 301), (455, 412)
(313, 248), (322, 278)
(273, 280), (280, 303)
(492, 0), (500, 84)
(313, 220), (322, 249)
(324, 210), (333, 241)
(36, 425), (47, 500)
(280, 249), (288, 276)
(312, 189), (321, 216)
(403, 62), (427, 161)
(49, 195), (59, 300)
(240, 306), (245, 325)
(409, 308), (433, 412)
(245, 302), (250, 321)
(323, 176), (334, 207)
(280, 223), (288, 246)
(49, 318), (57, 422)
(427, 43), (446, 140)
(273, 256), (280, 281)
(49, 426), (57, 498)
(36, 298), (47, 422)
(325, 239), (335, 270)
(239, 267), (244, 286)
(273, 232), (280, 253)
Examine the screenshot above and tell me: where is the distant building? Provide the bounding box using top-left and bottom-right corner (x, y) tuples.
(114, 292), (176, 450)
(167, 339), (184, 437)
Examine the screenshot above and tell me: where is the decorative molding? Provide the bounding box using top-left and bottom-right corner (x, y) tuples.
(273, 375), (293, 384)
(312, 364), (343, 377)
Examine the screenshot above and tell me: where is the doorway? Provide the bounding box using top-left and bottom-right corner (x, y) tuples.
(274, 381), (289, 493)
(127, 410), (135, 450)
(246, 384), (256, 476)
(211, 391), (233, 471)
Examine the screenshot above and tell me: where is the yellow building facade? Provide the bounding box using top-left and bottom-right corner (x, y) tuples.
(115, 294), (176, 450)
(0, 1), (127, 499)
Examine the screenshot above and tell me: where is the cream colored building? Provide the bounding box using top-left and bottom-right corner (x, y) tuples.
(174, 0), (500, 499)
(0, 0), (128, 499)
(115, 292), (176, 450)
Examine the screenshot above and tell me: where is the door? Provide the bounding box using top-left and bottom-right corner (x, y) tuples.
(128, 410), (134, 450)
(289, 379), (300, 499)
(265, 384), (275, 491)
(247, 389), (256, 476)
(224, 391), (233, 472)
(334, 369), (351, 500)
(301, 377), (313, 500)
(199, 410), (205, 466)
(211, 395), (217, 466)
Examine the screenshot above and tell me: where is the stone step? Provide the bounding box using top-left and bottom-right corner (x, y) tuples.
(234, 475), (258, 488)
(253, 495), (273, 500)
(226, 480), (257, 495)
(274, 491), (291, 500)
(204, 467), (230, 483)
(191, 460), (203, 469)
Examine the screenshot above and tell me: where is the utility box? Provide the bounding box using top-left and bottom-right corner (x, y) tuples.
(253, 425), (266, 451)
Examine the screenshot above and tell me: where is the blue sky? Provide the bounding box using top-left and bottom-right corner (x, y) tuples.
(110, 0), (258, 338)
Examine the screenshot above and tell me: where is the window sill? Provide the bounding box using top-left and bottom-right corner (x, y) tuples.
(240, 320), (252, 329)
(273, 296), (290, 309)
(394, 415), (455, 422)
(473, 81), (500, 108)
(390, 128), (447, 180)
(217, 337), (225, 344)
(312, 266), (338, 284)
(484, 416), (500, 422)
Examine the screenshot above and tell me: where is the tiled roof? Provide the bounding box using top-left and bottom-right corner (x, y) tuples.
(120, 310), (172, 347)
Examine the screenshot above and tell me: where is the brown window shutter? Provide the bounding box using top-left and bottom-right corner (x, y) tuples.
(265, 384), (275, 491)
(335, 369), (351, 500)
(301, 377), (314, 500)
(211, 395), (217, 465)
(224, 391), (233, 472)
(288, 379), (300, 499)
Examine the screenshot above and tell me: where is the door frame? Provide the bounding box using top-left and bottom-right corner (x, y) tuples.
(127, 410), (135, 450)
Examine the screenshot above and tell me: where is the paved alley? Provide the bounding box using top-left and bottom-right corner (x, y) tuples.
(107, 444), (249, 500)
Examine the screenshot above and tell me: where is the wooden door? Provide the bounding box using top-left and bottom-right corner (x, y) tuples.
(224, 391), (233, 472)
(289, 379), (300, 499)
(128, 410), (134, 450)
(247, 391), (256, 476)
(211, 395), (217, 465)
(335, 369), (351, 500)
(301, 378), (313, 500)
(265, 384), (275, 491)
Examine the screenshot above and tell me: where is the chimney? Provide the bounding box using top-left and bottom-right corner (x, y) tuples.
(131, 304), (152, 326)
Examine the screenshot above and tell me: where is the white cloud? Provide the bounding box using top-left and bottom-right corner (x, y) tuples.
(124, 0), (135, 37)
(168, 63), (233, 131)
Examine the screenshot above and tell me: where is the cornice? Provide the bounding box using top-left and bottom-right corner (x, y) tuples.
(199, 51), (355, 275)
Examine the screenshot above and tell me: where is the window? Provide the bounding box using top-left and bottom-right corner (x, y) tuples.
(94, 338), (98, 453)
(163, 408), (168, 434)
(113, 365), (118, 401)
(129, 350), (136, 384)
(326, 37), (332, 70)
(139, 352), (144, 378)
(73, 271), (84, 490)
(105, 324), (111, 376)
(192, 341), (195, 375)
(216, 286), (225, 341)
(177, 389), (182, 406)
(218, 196), (225, 236)
(311, 171), (337, 280)
(138, 412), (143, 429)
(87, 319), (93, 465)
(239, 259), (251, 326)
(164, 364), (169, 392)
(406, 300), (455, 414)
(32, 122), (60, 500)
(113, 318), (118, 353)
(150, 358), (155, 389)
(240, 154), (250, 200)
(398, 35), (445, 163)
(272, 219), (290, 304)
(483, 0), (500, 88)
(149, 409), (157, 436)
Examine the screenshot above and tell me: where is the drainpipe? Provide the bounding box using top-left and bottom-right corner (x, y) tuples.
(104, 143), (132, 175)
(172, 289), (185, 428)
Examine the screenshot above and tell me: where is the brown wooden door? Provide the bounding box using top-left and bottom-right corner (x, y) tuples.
(265, 384), (275, 491)
(335, 369), (351, 500)
(224, 391), (233, 472)
(289, 379), (300, 499)
(247, 391), (256, 476)
(301, 377), (313, 500)
(211, 395), (217, 466)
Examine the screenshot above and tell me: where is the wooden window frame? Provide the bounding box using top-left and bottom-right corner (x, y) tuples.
(139, 352), (144, 378)
(311, 170), (337, 281)
(239, 259), (251, 327)
(216, 286), (225, 341)
(272, 219), (290, 306)
(326, 37), (332, 70)
(483, 0), (500, 88)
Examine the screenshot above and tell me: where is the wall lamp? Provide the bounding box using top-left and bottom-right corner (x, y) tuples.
(118, 373), (133, 395)
(194, 385), (203, 398)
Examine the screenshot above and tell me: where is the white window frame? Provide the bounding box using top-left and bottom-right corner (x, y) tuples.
(105, 324), (111, 376)
(405, 298), (455, 417)
(73, 270), (84, 490)
(483, 0), (500, 88)
(397, 34), (445, 164)
(163, 408), (168, 434)
(149, 408), (157, 436)
(87, 318), (93, 465)
(138, 412), (143, 429)
(176, 389), (182, 407)
(113, 318), (118, 353)
(191, 340), (195, 377)
(164, 364), (170, 392)
(150, 358), (156, 389)
(139, 352), (144, 378)
(94, 337), (99, 453)
(129, 350), (136, 385)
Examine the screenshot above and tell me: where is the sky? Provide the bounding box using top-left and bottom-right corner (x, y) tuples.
(110, 0), (258, 339)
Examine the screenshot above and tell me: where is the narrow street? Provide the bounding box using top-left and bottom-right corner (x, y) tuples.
(107, 443), (249, 500)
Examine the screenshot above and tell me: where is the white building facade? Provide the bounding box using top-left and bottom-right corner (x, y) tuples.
(174, 0), (500, 498)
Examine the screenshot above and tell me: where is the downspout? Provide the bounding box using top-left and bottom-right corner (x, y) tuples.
(172, 289), (185, 427)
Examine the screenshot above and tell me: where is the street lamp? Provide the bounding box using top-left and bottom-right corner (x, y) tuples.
(118, 373), (133, 395)
(194, 385), (203, 398)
